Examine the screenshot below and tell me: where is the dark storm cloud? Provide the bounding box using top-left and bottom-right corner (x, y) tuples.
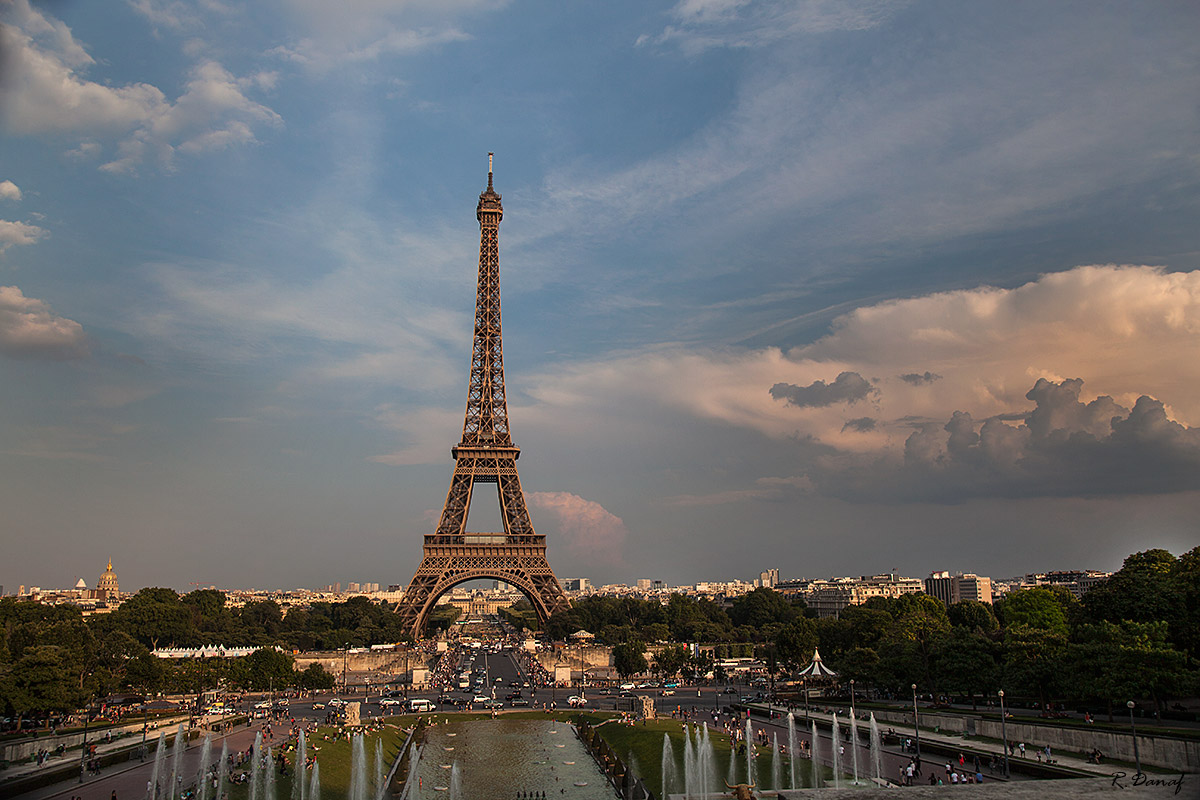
(823, 378), (1200, 502)
(842, 417), (877, 433)
(770, 371), (873, 408)
(899, 371), (941, 385)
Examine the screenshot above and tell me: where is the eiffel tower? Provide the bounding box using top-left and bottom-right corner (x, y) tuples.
(394, 155), (570, 638)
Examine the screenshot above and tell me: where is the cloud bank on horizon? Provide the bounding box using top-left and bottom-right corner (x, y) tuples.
(0, 0), (1198, 589)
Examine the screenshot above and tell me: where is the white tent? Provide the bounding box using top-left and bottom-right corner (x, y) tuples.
(797, 648), (838, 678)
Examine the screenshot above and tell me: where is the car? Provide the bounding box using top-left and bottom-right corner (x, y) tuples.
(473, 695), (491, 704)
(664, 682), (679, 689)
(254, 701), (272, 709)
(328, 698), (346, 706)
(312, 703), (326, 710)
(494, 677), (504, 683)
(567, 696), (587, 707)
(509, 698), (529, 707)
(619, 683), (635, 690)
(481, 699), (503, 710)
(722, 688), (738, 695)
(407, 699), (436, 713)
(379, 698), (404, 708)
(660, 689), (675, 697)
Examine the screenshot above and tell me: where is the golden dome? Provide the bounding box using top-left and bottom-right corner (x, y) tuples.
(97, 558), (119, 597)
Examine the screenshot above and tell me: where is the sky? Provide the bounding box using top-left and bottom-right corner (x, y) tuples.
(1, 0), (1199, 594)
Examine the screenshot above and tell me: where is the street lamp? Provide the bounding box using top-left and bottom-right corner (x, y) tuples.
(79, 708), (89, 783)
(850, 679), (856, 739)
(1127, 701), (1141, 774)
(343, 643), (351, 696)
(911, 684), (921, 760)
(998, 690), (1009, 778)
(803, 677), (810, 721)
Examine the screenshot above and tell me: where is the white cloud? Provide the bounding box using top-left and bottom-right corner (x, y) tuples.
(528, 491), (628, 568)
(517, 265), (1200, 498)
(0, 181), (22, 202)
(0, 219), (47, 252)
(0, 285), (89, 359)
(0, 1), (280, 172)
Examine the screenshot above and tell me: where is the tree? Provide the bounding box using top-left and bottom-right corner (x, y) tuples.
(1002, 624), (1067, 709)
(933, 627), (998, 708)
(995, 587), (1070, 636)
(1083, 549), (1180, 627)
(111, 588), (196, 649)
(4, 646), (82, 725)
(652, 644), (689, 680)
(233, 648), (295, 691)
(947, 600), (998, 633)
(298, 662), (336, 690)
(729, 588), (798, 631)
(613, 642), (648, 678)
(774, 618), (819, 670)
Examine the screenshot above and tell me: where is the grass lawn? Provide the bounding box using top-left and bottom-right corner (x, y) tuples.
(594, 718), (817, 796)
(222, 724), (407, 800)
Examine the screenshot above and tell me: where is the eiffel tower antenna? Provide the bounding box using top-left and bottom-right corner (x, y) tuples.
(394, 155), (570, 638)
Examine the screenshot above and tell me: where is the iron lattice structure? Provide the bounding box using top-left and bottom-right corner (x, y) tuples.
(394, 157), (570, 638)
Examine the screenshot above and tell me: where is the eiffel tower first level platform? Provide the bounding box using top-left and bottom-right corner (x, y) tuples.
(394, 156), (570, 638)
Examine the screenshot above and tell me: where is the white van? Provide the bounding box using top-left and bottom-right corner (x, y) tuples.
(407, 698), (436, 713)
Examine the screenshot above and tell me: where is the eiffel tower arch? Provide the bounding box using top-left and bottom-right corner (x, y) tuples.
(394, 156), (570, 638)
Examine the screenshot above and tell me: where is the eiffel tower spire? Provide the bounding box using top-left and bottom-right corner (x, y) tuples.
(394, 156), (570, 637)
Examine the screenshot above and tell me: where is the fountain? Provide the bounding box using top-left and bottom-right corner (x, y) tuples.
(725, 742), (737, 789)
(374, 738), (385, 800)
(660, 733), (677, 799)
(170, 723), (187, 800)
(449, 761), (461, 800)
(700, 722), (714, 796)
(850, 711), (860, 785)
(308, 760), (321, 800)
(266, 746), (278, 800)
(683, 725), (695, 798)
(743, 718), (754, 788)
(349, 734), (368, 800)
(831, 713), (841, 789)
(249, 731), (264, 800)
(294, 731), (307, 800)
(148, 730), (167, 800)
(810, 720), (821, 789)
(196, 734), (212, 800)
(787, 712), (797, 789)
(771, 733), (781, 790)
(218, 738), (229, 800)
(869, 713), (883, 784)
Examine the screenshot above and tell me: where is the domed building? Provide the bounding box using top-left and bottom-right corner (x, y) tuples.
(96, 559), (120, 599)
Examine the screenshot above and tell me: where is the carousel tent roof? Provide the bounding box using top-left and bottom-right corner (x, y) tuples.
(798, 648), (838, 678)
(569, 629), (595, 639)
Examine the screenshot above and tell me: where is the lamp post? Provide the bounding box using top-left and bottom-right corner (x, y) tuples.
(850, 679), (856, 744)
(804, 677), (810, 721)
(79, 709), (89, 784)
(911, 684), (921, 759)
(141, 701), (148, 761)
(998, 690), (1010, 778)
(342, 643), (350, 696)
(1127, 701), (1141, 774)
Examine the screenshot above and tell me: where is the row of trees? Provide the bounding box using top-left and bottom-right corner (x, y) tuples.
(551, 548), (1200, 719)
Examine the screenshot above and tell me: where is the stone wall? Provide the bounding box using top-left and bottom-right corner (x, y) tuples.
(861, 707), (1199, 772)
(0, 715), (189, 763)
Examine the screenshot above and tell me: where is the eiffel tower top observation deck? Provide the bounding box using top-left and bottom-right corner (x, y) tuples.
(393, 155), (570, 637)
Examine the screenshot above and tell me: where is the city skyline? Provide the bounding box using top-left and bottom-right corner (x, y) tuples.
(2, 1), (1199, 592)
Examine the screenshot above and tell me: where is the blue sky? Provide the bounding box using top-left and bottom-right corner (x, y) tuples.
(2, 0), (1198, 593)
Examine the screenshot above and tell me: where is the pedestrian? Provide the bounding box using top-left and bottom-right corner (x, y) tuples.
(112, 790), (119, 800)
(1019, 742), (1025, 758)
